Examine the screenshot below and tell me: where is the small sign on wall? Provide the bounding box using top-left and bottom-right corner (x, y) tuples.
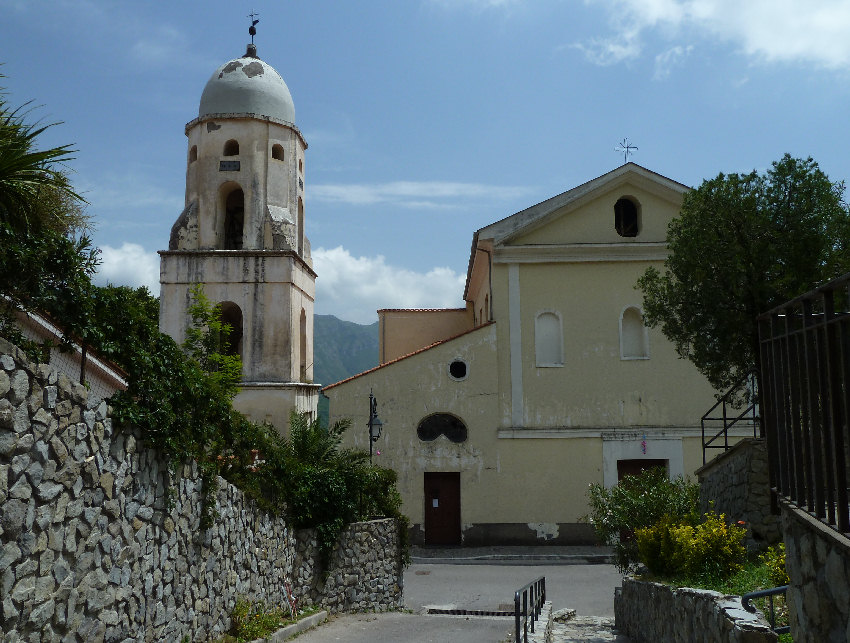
(432, 499), (439, 508)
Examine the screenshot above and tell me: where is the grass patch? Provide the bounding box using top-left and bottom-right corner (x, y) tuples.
(214, 600), (321, 643)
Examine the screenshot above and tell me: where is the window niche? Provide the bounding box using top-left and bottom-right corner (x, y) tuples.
(188, 145), (198, 163)
(223, 188), (245, 250)
(223, 139), (239, 156)
(417, 414), (468, 443)
(535, 311), (563, 366)
(614, 197), (640, 237)
(620, 306), (649, 359)
(271, 144), (284, 161)
(219, 302), (243, 358)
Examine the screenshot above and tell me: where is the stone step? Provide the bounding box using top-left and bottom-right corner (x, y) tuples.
(551, 614), (631, 642)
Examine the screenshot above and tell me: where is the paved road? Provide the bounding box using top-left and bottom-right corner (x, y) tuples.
(405, 563), (623, 616)
(295, 612), (512, 643)
(294, 560), (624, 642)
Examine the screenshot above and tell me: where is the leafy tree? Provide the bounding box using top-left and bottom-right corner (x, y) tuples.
(0, 74), (95, 359)
(638, 155), (850, 398)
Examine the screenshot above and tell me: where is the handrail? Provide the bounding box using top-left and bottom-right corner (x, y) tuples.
(742, 585), (790, 634)
(701, 370), (760, 464)
(514, 576), (546, 643)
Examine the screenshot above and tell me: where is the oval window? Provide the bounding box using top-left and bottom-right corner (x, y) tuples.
(449, 360), (467, 380)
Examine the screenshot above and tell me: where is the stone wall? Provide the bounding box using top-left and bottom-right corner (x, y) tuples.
(0, 338), (402, 642)
(294, 519), (402, 612)
(781, 501), (850, 643)
(614, 578), (777, 642)
(696, 438), (780, 548)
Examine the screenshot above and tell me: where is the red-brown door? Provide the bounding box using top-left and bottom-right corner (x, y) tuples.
(617, 459), (668, 482)
(616, 459), (668, 542)
(424, 472), (461, 545)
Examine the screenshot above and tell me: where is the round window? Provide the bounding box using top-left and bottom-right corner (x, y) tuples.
(448, 360), (467, 380)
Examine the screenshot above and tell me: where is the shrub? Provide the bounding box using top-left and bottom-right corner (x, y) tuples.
(585, 467), (700, 572)
(636, 512), (746, 579)
(760, 543), (790, 586)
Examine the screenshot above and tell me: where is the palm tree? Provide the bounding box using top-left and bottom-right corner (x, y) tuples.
(0, 75), (85, 234)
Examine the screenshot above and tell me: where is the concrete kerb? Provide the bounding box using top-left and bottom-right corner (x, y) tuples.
(411, 546), (615, 566)
(251, 610), (328, 642)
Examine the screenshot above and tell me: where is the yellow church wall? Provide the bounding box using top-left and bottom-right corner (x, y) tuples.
(510, 260), (717, 428)
(511, 179), (682, 246)
(378, 308), (473, 363)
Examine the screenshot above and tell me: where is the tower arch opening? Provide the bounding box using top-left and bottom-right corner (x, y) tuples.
(223, 139), (240, 156)
(222, 186), (245, 250)
(271, 143), (285, 161)
(219, 301), (244, 359)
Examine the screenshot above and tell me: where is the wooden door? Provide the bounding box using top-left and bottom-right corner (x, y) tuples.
(424, 472), (461, 545)
(617, 459), (668, 482)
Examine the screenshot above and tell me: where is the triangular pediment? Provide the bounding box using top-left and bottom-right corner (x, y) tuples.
(478, 164), (688, 247)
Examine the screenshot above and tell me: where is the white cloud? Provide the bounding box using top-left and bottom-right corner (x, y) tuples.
(94, 243), (160, 295)
(313, 246), (466, 324)
(654, 45), (694, 79)
(311, 180), (532, 208)
(577, 0), (850, 69)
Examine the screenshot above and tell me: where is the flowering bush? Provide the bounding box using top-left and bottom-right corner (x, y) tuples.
(760, 543), (790, 586)
(636, 512), (746, 579)
(584, 467), (699, 573)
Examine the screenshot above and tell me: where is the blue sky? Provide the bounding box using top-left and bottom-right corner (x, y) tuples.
(3, 0), (850, 323)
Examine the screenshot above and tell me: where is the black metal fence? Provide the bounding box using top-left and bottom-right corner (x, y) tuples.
(758, 273), (850, 535)
(701, 370), (760, 464)
(514, 576), (546, 643)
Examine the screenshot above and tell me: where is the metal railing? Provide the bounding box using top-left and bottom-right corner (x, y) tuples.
(742, 585), (790, 634)
(758, 272), (850, 535)
(514, 576), (546, 643)
(701, 370), (760, 464)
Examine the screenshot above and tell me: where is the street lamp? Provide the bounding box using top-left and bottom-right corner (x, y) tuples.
(368, 389), (383, 464)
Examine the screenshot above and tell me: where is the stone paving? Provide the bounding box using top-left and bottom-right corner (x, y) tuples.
(551, 610), (631, 642)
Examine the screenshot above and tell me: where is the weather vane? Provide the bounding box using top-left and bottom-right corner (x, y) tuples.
(248, 10), (260, 43)
(615, 138), (638, 164)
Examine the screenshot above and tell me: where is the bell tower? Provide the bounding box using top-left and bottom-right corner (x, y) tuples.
(159, 42), (319, 430)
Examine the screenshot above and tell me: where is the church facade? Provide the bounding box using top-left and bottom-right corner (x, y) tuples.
(324, 164), (727, 545)
(159, 44), (319, 430)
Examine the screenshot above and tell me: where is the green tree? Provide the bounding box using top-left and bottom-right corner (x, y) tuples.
(638, 155), (850, 398)
(0, 76), (96, 359)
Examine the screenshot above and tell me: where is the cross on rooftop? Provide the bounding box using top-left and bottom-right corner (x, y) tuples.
(615, 138), (638, 164)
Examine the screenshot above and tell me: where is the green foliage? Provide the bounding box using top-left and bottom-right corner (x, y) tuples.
(638, 154), (850, 398)
(585, 467), (699, 573)
(636, 512), (746, 580)
(225, 598), (317, 642)
(760, 543), (790, 587)
(246, 411), (409, 569)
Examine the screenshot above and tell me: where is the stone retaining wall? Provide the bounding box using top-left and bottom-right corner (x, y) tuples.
(294, 519), (402, 612)
(696, 439), (780, 548)
(0, 338), (402, 642)
(614, 578), (776, 642)
(781, 501), (850, 643)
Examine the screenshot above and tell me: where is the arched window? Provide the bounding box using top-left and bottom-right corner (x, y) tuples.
(219, 302), (243, 358)
(223, 139), (239, 156)
(271, 144), (284, 161)
(298, 158), (303, 173)
(417, 414), (468, 443)
(299, 308), (307, 381)
(484, 294), (489, 322)
(224, 188), (245, 250)
(535, 311), (563, 366)
(615, 197), (639, 237)
(620, 306), (649, 359)
(188, 145), (198, 163)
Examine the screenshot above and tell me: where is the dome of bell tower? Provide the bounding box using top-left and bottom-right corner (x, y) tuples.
(198, 44), (295, 124)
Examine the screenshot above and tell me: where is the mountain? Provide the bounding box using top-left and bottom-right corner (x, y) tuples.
(314, 314), (379, 425)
